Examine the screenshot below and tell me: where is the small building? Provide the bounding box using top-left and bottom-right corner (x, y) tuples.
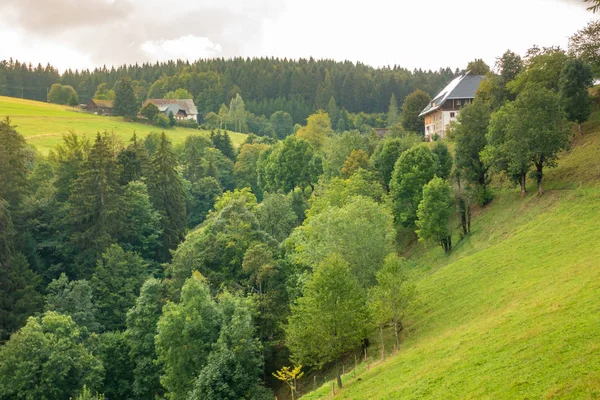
(419, 72), (484, 140)
(143, 99), (199, 122)
(85, 99), (114, 115)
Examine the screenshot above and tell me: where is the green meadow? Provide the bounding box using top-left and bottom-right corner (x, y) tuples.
(302, 117), (600, 399)
(0, 96), (247, 154)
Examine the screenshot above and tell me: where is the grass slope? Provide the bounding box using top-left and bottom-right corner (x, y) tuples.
(303, 118), (600, 399)
(0, 96), (247, 153)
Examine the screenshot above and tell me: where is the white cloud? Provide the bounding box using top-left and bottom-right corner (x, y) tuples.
(141, 35), (222, 62)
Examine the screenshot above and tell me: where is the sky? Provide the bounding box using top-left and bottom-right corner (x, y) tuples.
(0, 0), (596, 72)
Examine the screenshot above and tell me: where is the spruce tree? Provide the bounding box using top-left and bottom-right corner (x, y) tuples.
(117, 133), (149, 185)
(147, 133), (187, 259)
(114, 76), (138, 120)
(68, 132), (121, 277)
(0, 117), (29, 209)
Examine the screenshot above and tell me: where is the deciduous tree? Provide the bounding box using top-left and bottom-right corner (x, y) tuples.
(402, 89), (431, 134)
(416, 177), (455, 253)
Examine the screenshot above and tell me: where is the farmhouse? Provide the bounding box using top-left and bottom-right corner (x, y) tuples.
(419, 71), (484, 140)
(85, 99), (114, 115)
(143, 99), (199, 122)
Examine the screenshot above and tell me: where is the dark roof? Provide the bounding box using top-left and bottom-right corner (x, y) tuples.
(87, 99), (114, 108)
(419, 72), (484, 117)
(144, 99), (198, 116)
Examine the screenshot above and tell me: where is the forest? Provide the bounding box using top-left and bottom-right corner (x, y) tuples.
(0, 57), (458, 126)
(0, 19), (599, 400)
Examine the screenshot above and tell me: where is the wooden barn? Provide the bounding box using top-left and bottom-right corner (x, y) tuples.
(85, 99), (114, 115)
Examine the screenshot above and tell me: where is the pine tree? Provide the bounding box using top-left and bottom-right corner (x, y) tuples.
(113, 76), (138, 120)
(147, 133), (187, 259)
(0, 117), (29, 209)
(68, 132), (121, 277)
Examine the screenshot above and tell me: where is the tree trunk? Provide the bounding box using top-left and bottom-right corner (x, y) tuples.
(336, 362), (343, 389)
(458, 198), (468, 236)
(466, 202), (471, 234)
(393, 320), (400, 349)
(535, 159), (544, 196)
(519, 172), (527, 197)
(380, 325), (385, 360)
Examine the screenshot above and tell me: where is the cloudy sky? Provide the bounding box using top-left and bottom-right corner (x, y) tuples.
(0, 0), (596, 72)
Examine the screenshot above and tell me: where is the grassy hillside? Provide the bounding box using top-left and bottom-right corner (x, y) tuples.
(0, 96), (247, 153)
(303, 117), (600, 399)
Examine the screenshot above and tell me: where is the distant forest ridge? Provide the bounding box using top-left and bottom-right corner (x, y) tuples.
(0, 57), (458, 123)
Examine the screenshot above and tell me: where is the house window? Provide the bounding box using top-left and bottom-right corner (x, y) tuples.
(450, 112), (455, 118)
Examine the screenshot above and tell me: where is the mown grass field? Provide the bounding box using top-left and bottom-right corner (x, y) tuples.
(0, 96), (247, 154)
(303, 116), (600, 399)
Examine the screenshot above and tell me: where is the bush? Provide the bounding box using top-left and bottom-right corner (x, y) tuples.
(175, 119), (199, 129)
(153, 113), (170, 128)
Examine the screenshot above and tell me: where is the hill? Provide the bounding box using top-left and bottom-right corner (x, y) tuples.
(0, 96), (247, 154)
(302, 115), (600, 399)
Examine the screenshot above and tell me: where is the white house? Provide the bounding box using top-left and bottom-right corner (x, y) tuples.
(143, 99), (199, 122)
(419, 72), (484, 140)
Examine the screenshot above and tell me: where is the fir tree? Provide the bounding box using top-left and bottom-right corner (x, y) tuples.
(113, 76), (138, 120)
(147, 133), (187, 259)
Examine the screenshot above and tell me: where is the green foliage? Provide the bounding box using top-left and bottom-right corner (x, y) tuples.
(68, 132), (121, 276)
(387, 94), (399, 127)
(323, 129), (370, 178)
(416, 177), (455, 253)
(68, 92), (79, 107)
(155, 273), (221, 399)
(290, 196), (394, 286)
(0, 312), (104, 400)
(48, 83), (78, 105)
(307, 168), (385, 218)
(507, 47), (569, 94)
(140, 102), (159, 120)
(559, 58), (594, 127)
(113, 76), (138, 119)
(118, 181), (162, 260)
(402, 89), (431, 134)
(45, 273), (101, 333)
(569, 20), (600, 77)
(431, 141), (453, 180)
(210, 129), (236, 160)
(125, 278), (165, 400)
(286, 254), (369, 387)
(371, 134), (420, 189)
(259, 136), (320, 193)
(153, 113), (170, 128)
(93, 83), (115, 101)
(189, 293), (267, 400)
(117, 133), (149, 185)
(91, 244), (151, 331)
(90, 332), (134, 400)
(368, 254), (416, 347)
(270, 111), (294, 139)
(453, 98), (492, 204)
(188, 177), (223, 228)
(0, 117), (29, 208)
(147, 133), (187, 259)
(234, 143), (270, 199)
(167, 191), (273, 293)
(340, 149), (370, 178)
(164, 88), (194, 99)
(0, 252), (43, 341)
(466, 58), (491, 75)
(71, 386), (105, 400)
(254, 192), (299, 242)
(296, 110), (332, 149)
(485, 86), (568, 195)
(390, 145), (436, 227)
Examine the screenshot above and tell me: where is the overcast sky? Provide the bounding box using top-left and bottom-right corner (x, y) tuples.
(0, 0), (596, 72)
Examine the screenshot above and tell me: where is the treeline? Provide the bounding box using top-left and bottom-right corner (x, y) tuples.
(0, 57), (458, 123)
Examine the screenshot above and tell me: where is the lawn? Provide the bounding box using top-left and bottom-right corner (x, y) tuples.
(0, 96), (247, 154)
(302, 118), (600, 399)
